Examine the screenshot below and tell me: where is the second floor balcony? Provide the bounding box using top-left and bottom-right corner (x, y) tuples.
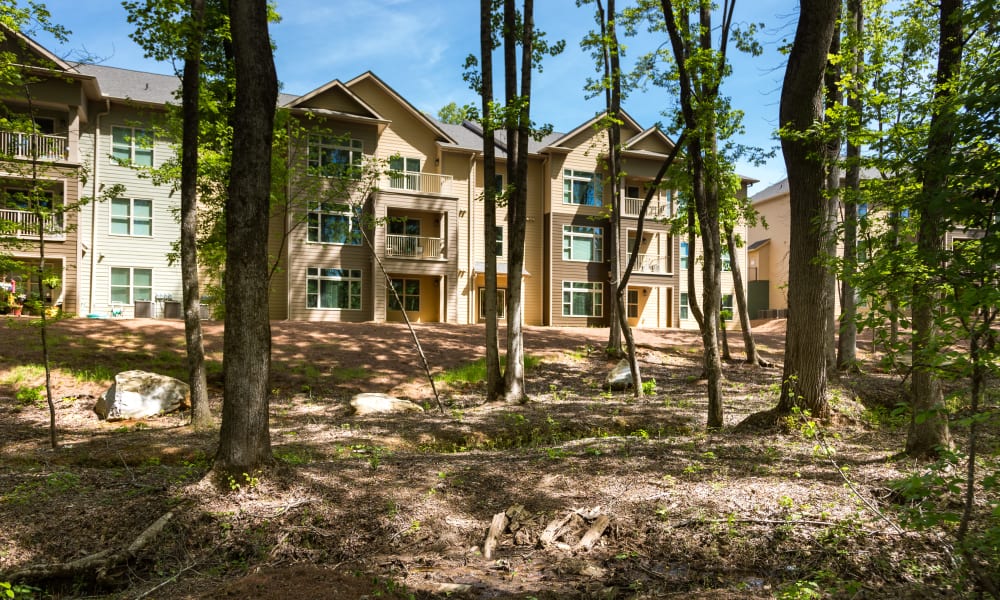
(382, 172), (453, 196)
(385, 234), (444, 260)
(0, 209), (66, 241)
(0, 131), (69, 162)
(632, 253), (671, 274)
(623, 196), (671, 219)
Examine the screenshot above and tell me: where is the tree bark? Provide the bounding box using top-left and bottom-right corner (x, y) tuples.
(215, 0), (277, 475)
(601, 0), (624, 358)
(823, 10), (842, 378)
(776, 0), (839, 419)
(686, 203), (704, 329)
(182, 0), (211, 428)
(726, 224), (763, 365)
(480, 0), (503, 402)
(906, 0), (960, 458)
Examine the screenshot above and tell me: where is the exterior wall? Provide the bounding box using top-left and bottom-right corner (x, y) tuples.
(549, 211), (610, 327)
(677, 233), (747, 331)
(76, 104), (181, 318)
(748, 194), (791, 313)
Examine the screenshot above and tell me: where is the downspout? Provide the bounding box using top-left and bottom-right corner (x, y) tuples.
(542, 152), (551, 326)
(88, 99), (111, 314)
(468, 153), (476, 324)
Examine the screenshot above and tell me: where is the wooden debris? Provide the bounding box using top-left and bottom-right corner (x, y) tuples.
(574, 514), (610, 551)
(483, 511), (509, 559)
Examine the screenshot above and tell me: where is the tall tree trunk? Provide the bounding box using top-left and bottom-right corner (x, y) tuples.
(480, 0), (503, 402)
(776, 0), (839, 419)
(215, 0), (277, 475)
(823, 11), (842, 378)
(726, 224), (763, 365)
(600, 0), (624, 358)
(182, 0), (211, 428)
(686, 203), (704, 329)
(906, 0), (960, 458)
(503, 0), (532, 404)
(837, 0), (862, 372)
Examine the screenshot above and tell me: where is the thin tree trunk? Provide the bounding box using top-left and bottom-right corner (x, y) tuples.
(824, 11), (842, 378)
(776, 0), (839, 419)
(215, 0), (277, 475)
(182, 0), (211, 428)
(686, 203), (704, 330)
(600, 0), (623, 358)
(837, 0), (862, 372)
(907, 0), (960, 458)
(480, 0), (503, 402)
(726, 224), (764, 365)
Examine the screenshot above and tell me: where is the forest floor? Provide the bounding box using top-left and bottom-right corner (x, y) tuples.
(0, 317), (996, 599)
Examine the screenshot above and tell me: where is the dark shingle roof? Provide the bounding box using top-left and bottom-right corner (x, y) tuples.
(75, 63), (180, 105)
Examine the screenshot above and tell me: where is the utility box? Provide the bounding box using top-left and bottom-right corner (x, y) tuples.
(134, 300), (153, 318)
(163, 300), (182, 319)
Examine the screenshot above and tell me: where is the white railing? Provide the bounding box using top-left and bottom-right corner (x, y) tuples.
(0, 131), (68, 161)
(383, 172), (453, 195)
(633, 253), (671, 274)
(0, 209), (66, 240)
(385, 234), (443, 259)
(623, 196), (670, 218)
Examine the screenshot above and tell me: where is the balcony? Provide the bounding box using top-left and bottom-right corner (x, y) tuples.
(623, 196), (671, 219)
(633, 253), (671, 274)
(385, 234), (444, 259)
(0, 131), (69, 162)
(0, 209), (66, 241)
(383, 172), (453, 195)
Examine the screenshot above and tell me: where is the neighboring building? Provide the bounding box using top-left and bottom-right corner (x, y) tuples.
(2, 27), (750, 330)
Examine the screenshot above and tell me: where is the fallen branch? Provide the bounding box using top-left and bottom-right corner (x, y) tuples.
(669, 517), (895, 535)
(2, 512), (174, 585)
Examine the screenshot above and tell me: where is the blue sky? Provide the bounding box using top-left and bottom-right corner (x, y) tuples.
(30, 0), (799, 191)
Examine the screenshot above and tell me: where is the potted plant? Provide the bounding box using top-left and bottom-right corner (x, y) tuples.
(11, 294), (24, 316)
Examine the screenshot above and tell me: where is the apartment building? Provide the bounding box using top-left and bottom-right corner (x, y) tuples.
(2, 27), (749, 330)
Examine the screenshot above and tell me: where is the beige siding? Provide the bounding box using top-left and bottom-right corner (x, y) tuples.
(749, 194), (792, 312)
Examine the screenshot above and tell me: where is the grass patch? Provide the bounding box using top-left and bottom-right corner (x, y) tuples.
(332, 366), (371, 382)
(68, 365), (116, 384)
(434, 354), (542, 385)
(1, 364), (45, 386)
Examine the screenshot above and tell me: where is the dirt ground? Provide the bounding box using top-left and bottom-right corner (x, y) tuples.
(0, 317), (992, 598)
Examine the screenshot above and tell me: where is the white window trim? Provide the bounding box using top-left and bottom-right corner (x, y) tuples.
(562, 224), (604, 263)
(109, 266), (153, 306)
(307, 135), (363, 178)
(563, 169), (602, 206)
(680, 292), (690, 320)
(109, 198), (153, 237)
(111, 126), (153, 166)
(389, 278), (421, 312)
(562, 280), (603, 318)
(680, 241), (690, 270)
(306, 202), (362, 245)
(306, 267), (363, 311)
(478, 286), (507, 320)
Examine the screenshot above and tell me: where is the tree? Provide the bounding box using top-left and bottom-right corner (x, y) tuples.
(214, 0), (277, 476)
(437, 101), (475, 124)
(773, 0), (840, 420)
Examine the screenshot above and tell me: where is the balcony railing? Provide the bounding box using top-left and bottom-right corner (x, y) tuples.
(0, 209), (66, 241)
(623, 196), (670, 219)
(383, 172), (453, 195)
(633, 253), (671, 274)
(385, 234), (443, 259)
(0, 131), (69, 161)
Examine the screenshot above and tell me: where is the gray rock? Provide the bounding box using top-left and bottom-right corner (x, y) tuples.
(604, 359), (638, 391)
(94, 370), (191, 421)
(350, 393), (424, 415)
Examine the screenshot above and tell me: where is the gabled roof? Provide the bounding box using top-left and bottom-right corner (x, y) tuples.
(74, 63), (178, 105)
(750, 178), (789, 204)
(283, 78), (385, 122)
(1, 24), (76, 74)
(747, 238), (770, 251)
(345, 71), (457, 144)
(542, 109), (645, 150)
(623, 125), (676, 153)
(434, 119), (563, 158)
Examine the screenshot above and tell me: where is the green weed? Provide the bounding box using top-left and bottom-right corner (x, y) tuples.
(434, 354), (542, 385)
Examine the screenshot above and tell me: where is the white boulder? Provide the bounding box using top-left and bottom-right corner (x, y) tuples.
(350, 393), (424, 416)
(94, 370), (191, 421)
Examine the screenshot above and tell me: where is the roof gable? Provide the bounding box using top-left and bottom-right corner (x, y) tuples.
(624, 126), (675, 154)
(286, 79), (385, 120)
(545, 109), (644, 150)
(344, 71), (456, 144)
(0, 24), (76, 74)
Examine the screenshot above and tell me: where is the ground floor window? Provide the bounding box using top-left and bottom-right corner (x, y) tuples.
(306, 267), (362, 310)
(680, 292), (689, 320)
(562, 281), (602, 317)
(721, 294), (734, 321)
(389, 278), (420, 311)
(478, 287), (506, 319)
(110, 267), (152, 304)
(627, 289), (639, 319)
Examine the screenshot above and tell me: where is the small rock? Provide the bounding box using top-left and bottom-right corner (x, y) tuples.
(603, 359), (638, 391)
(350, 393), (424, 415)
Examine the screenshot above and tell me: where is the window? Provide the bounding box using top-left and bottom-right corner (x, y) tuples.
(3, 187), (55, 211)
(563, 170), (601, 206)
(562, 281), (603, 317)
(858, 203), (868, 219)
(111, 126), (153, 166)
(626, 185), (641, 199)
(494, 173), (505, 193)
(389, 278), (420, 311)
(110, 198), (152, 236)
(562, 225), (603, 262)
(495, 226), (504, 257)
(306, 268), (362, 310)
(389, 156), (421, 190)
(680, 292), (689, 320)
(721, 294), (734, 321)
(308, 134), (363, 178)
(722, 251), (731, 272)
(110, 267), (152, 304)
(307, 202), (361, 245)
(680, 241), (689, 270)
(627, 289), (639, 319)
(479, 287), (506, 319)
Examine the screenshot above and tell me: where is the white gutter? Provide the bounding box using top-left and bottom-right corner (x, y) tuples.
(467, 153), (476, 324)
(87, 99), (111, 314)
